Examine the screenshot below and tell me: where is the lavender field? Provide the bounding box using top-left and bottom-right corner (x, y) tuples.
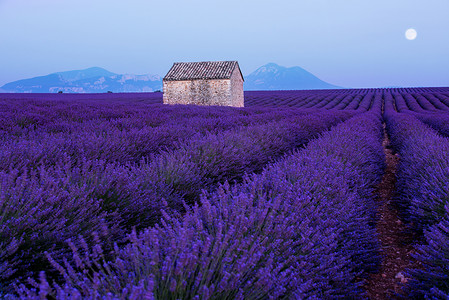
(1, 87), (449, 299)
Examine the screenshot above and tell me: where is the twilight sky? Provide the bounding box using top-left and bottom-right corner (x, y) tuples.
(1, 0), (448, 88)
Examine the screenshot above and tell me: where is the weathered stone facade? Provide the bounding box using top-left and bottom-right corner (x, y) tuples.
(230, 66), (244, 107)
(163, 61), (244, 107)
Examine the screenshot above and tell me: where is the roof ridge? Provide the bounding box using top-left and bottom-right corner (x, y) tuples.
(163, 61), (240, 81)
(172, 60), (238, 63)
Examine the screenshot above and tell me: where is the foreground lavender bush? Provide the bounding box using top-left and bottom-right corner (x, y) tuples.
(4, 88), (449, 297)
(384, 111), (449, 297)
(144, 111), (354, 204)
(0, 158), (175, 293)
(0, 103), (352, 294)
(406, 207), (449, 298)
(102, 110), (354, 231)
(384, 111), (449, 229)
(13, 112), (384, 299)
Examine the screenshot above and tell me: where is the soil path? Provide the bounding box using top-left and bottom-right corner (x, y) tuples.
(363, 125), (420, 299)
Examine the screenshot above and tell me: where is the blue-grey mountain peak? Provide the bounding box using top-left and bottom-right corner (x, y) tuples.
(245, 63), (342, 90)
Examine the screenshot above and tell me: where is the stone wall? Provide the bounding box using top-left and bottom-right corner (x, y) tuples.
(230, 68), (244, 107)
(163, 70), (244, 107)
(163, 79), (231, 106)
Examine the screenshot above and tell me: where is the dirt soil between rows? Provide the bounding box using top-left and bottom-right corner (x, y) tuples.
(363, 125), (421, 299)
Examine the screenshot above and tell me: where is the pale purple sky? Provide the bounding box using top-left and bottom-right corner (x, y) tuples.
(1, 0), (448, 88)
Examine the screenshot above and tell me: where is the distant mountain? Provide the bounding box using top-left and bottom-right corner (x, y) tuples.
(244, 63), (342, 90)
(2, 63), (343, 93)
(1, 67), (162, 93)
(53, 67), (117, 82)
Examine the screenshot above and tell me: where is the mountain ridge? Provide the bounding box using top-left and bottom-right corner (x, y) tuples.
(1, 67), (162, 93)
(1, 64), (344, 93)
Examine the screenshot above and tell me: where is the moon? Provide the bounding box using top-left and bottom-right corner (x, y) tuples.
(405, 28), (417, 40)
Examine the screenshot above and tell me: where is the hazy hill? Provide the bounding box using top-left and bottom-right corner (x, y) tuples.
(244, 63), (342, 90)
(1, 67), (162, 93)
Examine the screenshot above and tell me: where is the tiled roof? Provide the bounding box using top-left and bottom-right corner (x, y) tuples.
(163, 61), (241, 81)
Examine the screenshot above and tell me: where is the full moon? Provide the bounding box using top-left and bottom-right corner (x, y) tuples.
(405, 28), (417, 40)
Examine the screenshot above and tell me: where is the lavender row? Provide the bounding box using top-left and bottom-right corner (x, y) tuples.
(0, 105), (321, 169)
(0, 111), (354, 295)
(408, 214), (449, 299)
(11, 112), (385, 299)
(384, 91), (449, 113)
(384, 111), (449, 297)
(0, 97), (158, 136)
(0, 92), (163, 103)
(409, 112), (449, 138)
(384, 112), (449, 227)
(245, 91), (378, 112)
(0, 97), (310, 139)
(143, 110), (354, 205)
(4, 88), (449, 113)
(244, 88), (449, 112)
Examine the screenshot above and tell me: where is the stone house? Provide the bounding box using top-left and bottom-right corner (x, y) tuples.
(163, 61), (244, 107)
